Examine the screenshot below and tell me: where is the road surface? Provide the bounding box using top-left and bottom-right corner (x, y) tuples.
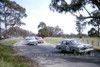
(13, 41), (100, 67)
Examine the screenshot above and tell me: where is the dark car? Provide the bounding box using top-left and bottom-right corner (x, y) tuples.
(56, 39), (94, 55)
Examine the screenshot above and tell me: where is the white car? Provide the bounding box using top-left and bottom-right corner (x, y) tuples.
(25, 37), (38, 45)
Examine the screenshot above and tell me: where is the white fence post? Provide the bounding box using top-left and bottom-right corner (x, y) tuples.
(98, 41), (100, 46)
(92, 40), (94, 45)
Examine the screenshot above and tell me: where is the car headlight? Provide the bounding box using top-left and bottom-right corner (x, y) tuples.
(77, 45), (83, 48)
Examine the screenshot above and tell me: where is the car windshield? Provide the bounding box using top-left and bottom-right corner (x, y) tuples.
(71, 40), (82, 44)
(36, 37), (42, 39)
(26, 37), (35, 40)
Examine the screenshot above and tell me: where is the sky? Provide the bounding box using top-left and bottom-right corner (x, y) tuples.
(12, 0), (92, 34)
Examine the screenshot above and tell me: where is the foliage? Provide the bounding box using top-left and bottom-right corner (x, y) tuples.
(0, 0), (27, 38)
(38, 22), (63, 37)
(47, 26), (55, 36)
(38, 22), (49, 38)
(49, 0), (100, 37)
(38, 27), (49, 38)
(49, 0), (100, 18)
(76, 15), (87, 38)
(7, 26), (34, 37)
(38, 21), (46, 29)
(88, 28), (98, 37)
(53, 26), (63, 37)
(47, 26), (63, 37)
(88, 10), (100, 37)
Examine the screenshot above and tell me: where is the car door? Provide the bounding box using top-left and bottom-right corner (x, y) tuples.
(61, 41), (70, 51)
(60, 41), (67, 51)
(65, 41), (70, 52)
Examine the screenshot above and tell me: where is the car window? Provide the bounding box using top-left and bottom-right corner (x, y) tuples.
(72, 40), (82, 44)
(62, 41), (70, 45)
(36, 37), (42, 39)
(66, 41), (69, 45)
(62, 41), (66, 44)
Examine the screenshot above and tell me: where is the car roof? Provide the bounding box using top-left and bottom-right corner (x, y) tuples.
(62, 39), (77, 41)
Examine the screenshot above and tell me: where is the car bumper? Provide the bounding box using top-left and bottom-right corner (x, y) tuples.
(27, 42), (38, 45)
(78, 48), (94, 53)
(38, 41), (44, 43)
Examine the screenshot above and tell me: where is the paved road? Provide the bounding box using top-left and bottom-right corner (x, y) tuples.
(14, 41), (100, 67)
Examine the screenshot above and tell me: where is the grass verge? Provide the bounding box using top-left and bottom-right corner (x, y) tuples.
(44, 38), (61, 45)
(0, 39), (39, 67)
(0, 39), (28, 67)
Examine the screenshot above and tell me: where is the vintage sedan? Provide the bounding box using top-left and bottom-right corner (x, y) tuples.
(56, 39), (94, 55)
(35, 37), (44, 43)
(25, 37), (38, 45)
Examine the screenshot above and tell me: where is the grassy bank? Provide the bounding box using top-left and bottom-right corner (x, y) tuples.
(0, 39), (27, 67)
(44, 37), (61, 45)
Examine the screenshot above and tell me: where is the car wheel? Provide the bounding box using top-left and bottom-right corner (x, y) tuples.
(59, 48), (63, 52)
(34, 43), (38, 45)
(73, 50), (77, 55)
(87, 51), (94, 56)
(42, 42), (44, 43)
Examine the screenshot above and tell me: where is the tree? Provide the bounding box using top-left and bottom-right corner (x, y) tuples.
(76, 15), (87, 38)
(47, 26), (55, 36)
(88, 10), (100, 37)
(49, 0), (100, 19)
(38, 21), (46, 29)
(47, 26), (64, 37)
(38, 22), (49, 38)
(7, 26), (34, 37)
(38, 27), (49, 38)
(49, 0), (100, 37)
(0, 0), (27, 38)
(37, 22), (63, 37)
(0, 0), (4, 37)
(53, 26), (63, 37)
(88, 28), (98, 37)
(0, 17), (3, 35)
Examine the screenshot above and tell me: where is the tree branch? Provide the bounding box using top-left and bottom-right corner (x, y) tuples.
(83, 6), (91, 16)
(84, 16), (100, 19)
(69, 11), (79, 18)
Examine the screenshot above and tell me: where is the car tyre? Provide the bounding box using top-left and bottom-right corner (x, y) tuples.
(73, 50), (77, 55)
(36, 43), (38, 45)
(34, 43), (38, 46)
(87, 51), (94, 56)
(59, 48), (63, 52)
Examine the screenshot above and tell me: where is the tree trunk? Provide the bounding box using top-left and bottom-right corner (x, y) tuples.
(0, 22), (1, 37)
(98, 24), (100, 37)
(4, 5), (8, 38)
(5, 17), (7, 38)
(4, 9), (8, 38)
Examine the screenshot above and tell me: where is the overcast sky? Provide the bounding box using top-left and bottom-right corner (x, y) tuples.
(12, 0), (92, 34)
